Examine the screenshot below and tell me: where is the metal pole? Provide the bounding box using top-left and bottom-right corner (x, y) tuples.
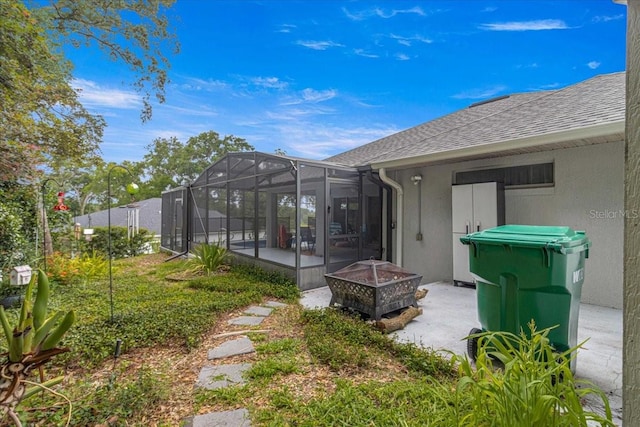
(107, 170), (113, 322)
(107, 165), (137, 323)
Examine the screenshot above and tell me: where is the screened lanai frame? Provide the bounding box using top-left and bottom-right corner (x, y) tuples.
(161, 151), (390, 290)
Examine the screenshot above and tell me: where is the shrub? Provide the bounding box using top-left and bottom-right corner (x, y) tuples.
(0, 182), (37, 275)
(189, 243), (231, 276)
(45, 251), (108, 286)
(46, 252), (81, 285)
(80, 226), (153, 259)
(454, 322), (614, 426)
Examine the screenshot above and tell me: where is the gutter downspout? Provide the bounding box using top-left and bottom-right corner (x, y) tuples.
(378, 168), (403, 267)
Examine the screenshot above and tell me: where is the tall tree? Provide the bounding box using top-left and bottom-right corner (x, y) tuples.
(34, 0), (179, 123)
(139, 131), (254, 198)
(0, 0), (103, 181)
(0, 0), (179, 181)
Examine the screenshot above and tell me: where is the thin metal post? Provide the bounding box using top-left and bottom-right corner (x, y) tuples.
(107, 165), (136, 323)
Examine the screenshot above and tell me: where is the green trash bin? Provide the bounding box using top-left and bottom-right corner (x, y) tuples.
(460, 225), (591, 365)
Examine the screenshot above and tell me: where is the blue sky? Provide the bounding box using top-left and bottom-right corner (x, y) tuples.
(69, 1), (627, 163)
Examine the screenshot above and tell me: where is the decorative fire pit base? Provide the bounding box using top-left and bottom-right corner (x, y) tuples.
(324, 260), (423, 320)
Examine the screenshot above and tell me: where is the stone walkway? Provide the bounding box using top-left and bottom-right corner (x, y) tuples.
(183, 301), (287, 427)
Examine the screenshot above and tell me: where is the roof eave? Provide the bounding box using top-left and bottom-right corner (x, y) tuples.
(370, 120), (625, 170)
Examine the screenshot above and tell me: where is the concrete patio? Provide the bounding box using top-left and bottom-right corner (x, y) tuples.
(300, 281), (623, 425)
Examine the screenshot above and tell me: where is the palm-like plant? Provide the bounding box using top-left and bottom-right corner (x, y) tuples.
(188, 243), (232, 276)
(0, 270), (75, 426)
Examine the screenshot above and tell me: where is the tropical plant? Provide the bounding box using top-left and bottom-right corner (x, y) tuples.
(454, 322), (614, 426)
(45, 252), (80, 285)
(188, 243), (232, 276)
(45, 251), (108, 286)
(0, 269), (75, 426)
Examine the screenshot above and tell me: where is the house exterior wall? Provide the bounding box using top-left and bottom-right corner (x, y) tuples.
(397, 140), (624, 309)
(624, 0), (640, 424)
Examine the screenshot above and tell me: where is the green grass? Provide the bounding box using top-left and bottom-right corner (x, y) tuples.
(7, 254), (300, 425)
(5, 254), (614, 426)
(45, 257), (300, 368)
(254, 378), (461, 427)
(300, 308), (456, 378)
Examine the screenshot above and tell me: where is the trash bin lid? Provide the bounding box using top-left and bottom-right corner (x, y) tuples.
(460, 225), (590, 254)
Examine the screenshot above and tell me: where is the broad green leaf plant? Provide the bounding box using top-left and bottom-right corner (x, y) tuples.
(455, 322), (614, 427)
(0, 270), (75, 426)
(189, 243), (232, 276)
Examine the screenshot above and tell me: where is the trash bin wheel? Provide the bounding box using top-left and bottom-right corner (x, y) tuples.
(467, 328), (482, 361)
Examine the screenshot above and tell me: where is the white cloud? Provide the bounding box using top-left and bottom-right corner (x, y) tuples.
(515, 62), (539, 69)
(528, 82), (561, 91)
(73, 78), (141, 109)
(280, 88), (337, 106)
(452, 85), (507, 100)
(343, 6), (426, 21)
(482, 6), (498, 13)
(179, 77), (227, 92)
(479, 19), (569, 31)
(390, 33), (433, 46)
(301, 88), (337, 103)
(276, 24), (297, 33)
(587, 61), (601, 69)
(592, 14), (624, 23)
(276, 123), (399, 159)
(395, 53), (410, 61)
(161, 104), (218, 118)
(353, 48), (379, 58)
(251, 76), (288, 89)
(295, 40), (344, 50)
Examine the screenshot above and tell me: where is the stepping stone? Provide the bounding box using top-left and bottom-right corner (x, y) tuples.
(196, 363), (252, 390)
(264, 301), (287, 308)
(228, 316), (265, 326)
(184, 408), (251, 427)
(208, 337), (255, 360)
(244, 306), (273, 317)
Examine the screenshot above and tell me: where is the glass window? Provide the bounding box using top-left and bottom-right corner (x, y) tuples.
(455, 163), (554, 187)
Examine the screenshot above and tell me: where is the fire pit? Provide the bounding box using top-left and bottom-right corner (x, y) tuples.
(324, 260), (423, 320)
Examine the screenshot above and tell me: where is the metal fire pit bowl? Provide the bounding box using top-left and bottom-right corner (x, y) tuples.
(324, 260), (423, 320)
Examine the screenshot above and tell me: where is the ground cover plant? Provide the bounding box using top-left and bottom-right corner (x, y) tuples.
(0, 253), (614, 426)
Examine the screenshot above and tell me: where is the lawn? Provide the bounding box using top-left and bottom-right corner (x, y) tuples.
(3, 253), (615, 426)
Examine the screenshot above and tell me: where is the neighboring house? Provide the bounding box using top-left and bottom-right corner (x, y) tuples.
(74, 197), (162, 238)
(328, 71), (625, 309)
(162, 72), (625, 309)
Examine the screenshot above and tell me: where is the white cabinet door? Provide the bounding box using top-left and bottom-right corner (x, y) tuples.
(452, 184), (473, 233)
(452, 233), (473, 283)
(472, 182), (499, 232)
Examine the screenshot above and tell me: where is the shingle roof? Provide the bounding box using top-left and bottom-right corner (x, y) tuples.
(326, 72), (625, 167)
(74, 197), (162, 235)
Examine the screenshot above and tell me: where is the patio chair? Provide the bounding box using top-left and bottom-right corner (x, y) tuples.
(299, 226), (315, 252)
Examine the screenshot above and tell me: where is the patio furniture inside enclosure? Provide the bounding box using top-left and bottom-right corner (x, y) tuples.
(161, 152), (390, 289)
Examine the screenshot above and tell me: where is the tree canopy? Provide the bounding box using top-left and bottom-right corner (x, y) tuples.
(0, 0), (103, 181)
(138, 131), (254, 198)
(0, 0), (178, 182)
